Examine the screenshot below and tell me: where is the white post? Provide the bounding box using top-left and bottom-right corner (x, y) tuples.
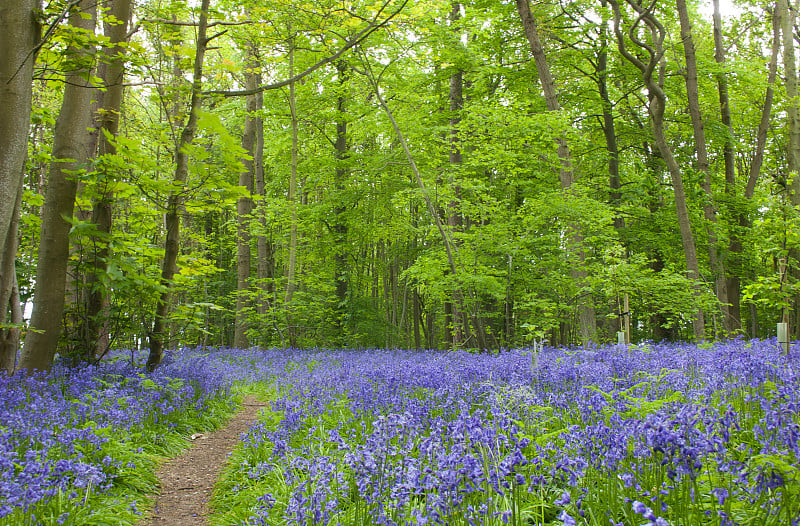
(617, 331), (626, 345)
(778, 322), (789, 355)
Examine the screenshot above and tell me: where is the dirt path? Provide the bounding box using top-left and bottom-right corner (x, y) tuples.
(140, 395), (268, 526)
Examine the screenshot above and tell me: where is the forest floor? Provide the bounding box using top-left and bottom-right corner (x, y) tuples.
(139, 395), (267, 526)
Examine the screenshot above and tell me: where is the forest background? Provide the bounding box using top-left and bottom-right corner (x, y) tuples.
(1, 0), (799, 373)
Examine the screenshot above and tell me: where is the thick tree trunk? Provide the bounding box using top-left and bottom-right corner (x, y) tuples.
(515, 0), (597, 343)
(147, 0), (211, 370)
(19, 0), (98, 372)
(0, 0), (39, 369)
(234, 51), (258, 349)
(0, 0), (39, 268)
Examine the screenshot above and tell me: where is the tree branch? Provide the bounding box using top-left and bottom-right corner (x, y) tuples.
(203, 0), (409, 97)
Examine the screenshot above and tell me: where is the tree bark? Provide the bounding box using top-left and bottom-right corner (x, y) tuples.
(731, 3), (780, 336)
(147, 0), (211, 370)
(333, 60), (350, 340)
(79, 0), (132, 361)
(284, 33), (300, 348)
(234, 49), (258, 349)
(0, 0), (39, 365)
(779, 0), (800, 338)
(0, 186), (23, 373)
(19, 0), (98, 372)
(677, 0), (726, 335)
(515, 0), (597, 343)
(253, 70), (273, 321)
(610, 0), (706, 339)
(597, 9), (624, 232)
(448, 3), (466, 348)
(0, 0), (39, 272)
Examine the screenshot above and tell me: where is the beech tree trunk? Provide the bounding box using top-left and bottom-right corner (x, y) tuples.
(333, 60), (350, 340)
(253, 68), (273, 321)
(779, 0), (800, 337)
(515, 0), (597, 343)
(0, 0), (39, 269)
(19, 0), (98, 372)
(597, 10), (623, 232)
(147, 0), (211, 370)
(79, 0), (132, 361)
(610, 0), (706, 339)
(284, 34), (300, 348)
(0, 186), (23, 373)
(730, 3), (780, 336)
(677, 0), (726, 335)
(448, 3), (466, 348)
(234, 50), (258, 349)
(0, 0), (40, 367)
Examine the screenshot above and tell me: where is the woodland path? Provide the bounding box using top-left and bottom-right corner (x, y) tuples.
(140, 395), (268, 526)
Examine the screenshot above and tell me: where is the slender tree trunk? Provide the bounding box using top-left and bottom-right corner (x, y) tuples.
(253, 69), (273, 322)
(610, 0), (706, 339)
(779, 0), (800, 337)
(147, 0), (211, 370)
(677, 0), (726, 335)
(333, 60), (350, 340)
(515, 0), (597, 343)
(412, 290), (422, 350)
(732, 3), (780, 336)
(78, 0), (132, 361)
(19, 0), (98, 372)
(234, 50), (258, 348)
(597, 10), (624, 232)
(0, 0), (39, 269)
(448, 4), (466, 348)
(712, 0), (738, 331)
(0, 186), (23, 373)
(781, 0), (800, 192)
(285, 35), (299, 348)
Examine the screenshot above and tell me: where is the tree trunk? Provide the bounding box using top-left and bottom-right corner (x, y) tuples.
(0, 0), (39, 370)
(0, 186), (23, 373)
(779, 0), (800, 337)
(19, 0), (98, 372)
(253, 69), (273, 321)
(731, 3), (780, 336)
(781, 0), (800, 195)
(0, 0), (39, 270)
(610, 0), (706, 339)
(79, 0), (132, 361)
(448, 4), (466, 348)
(285, 34), (300, 349)
(597, 9), (624, 232)
(677, 0), (726, 336)
(234, 50), (258, 349)
(333, 60), (350, 340)
(515, 0), (597, 343)
(147, 0), (211, 371)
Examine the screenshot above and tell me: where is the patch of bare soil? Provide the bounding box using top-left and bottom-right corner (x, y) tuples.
(139, 395), (267, 526)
